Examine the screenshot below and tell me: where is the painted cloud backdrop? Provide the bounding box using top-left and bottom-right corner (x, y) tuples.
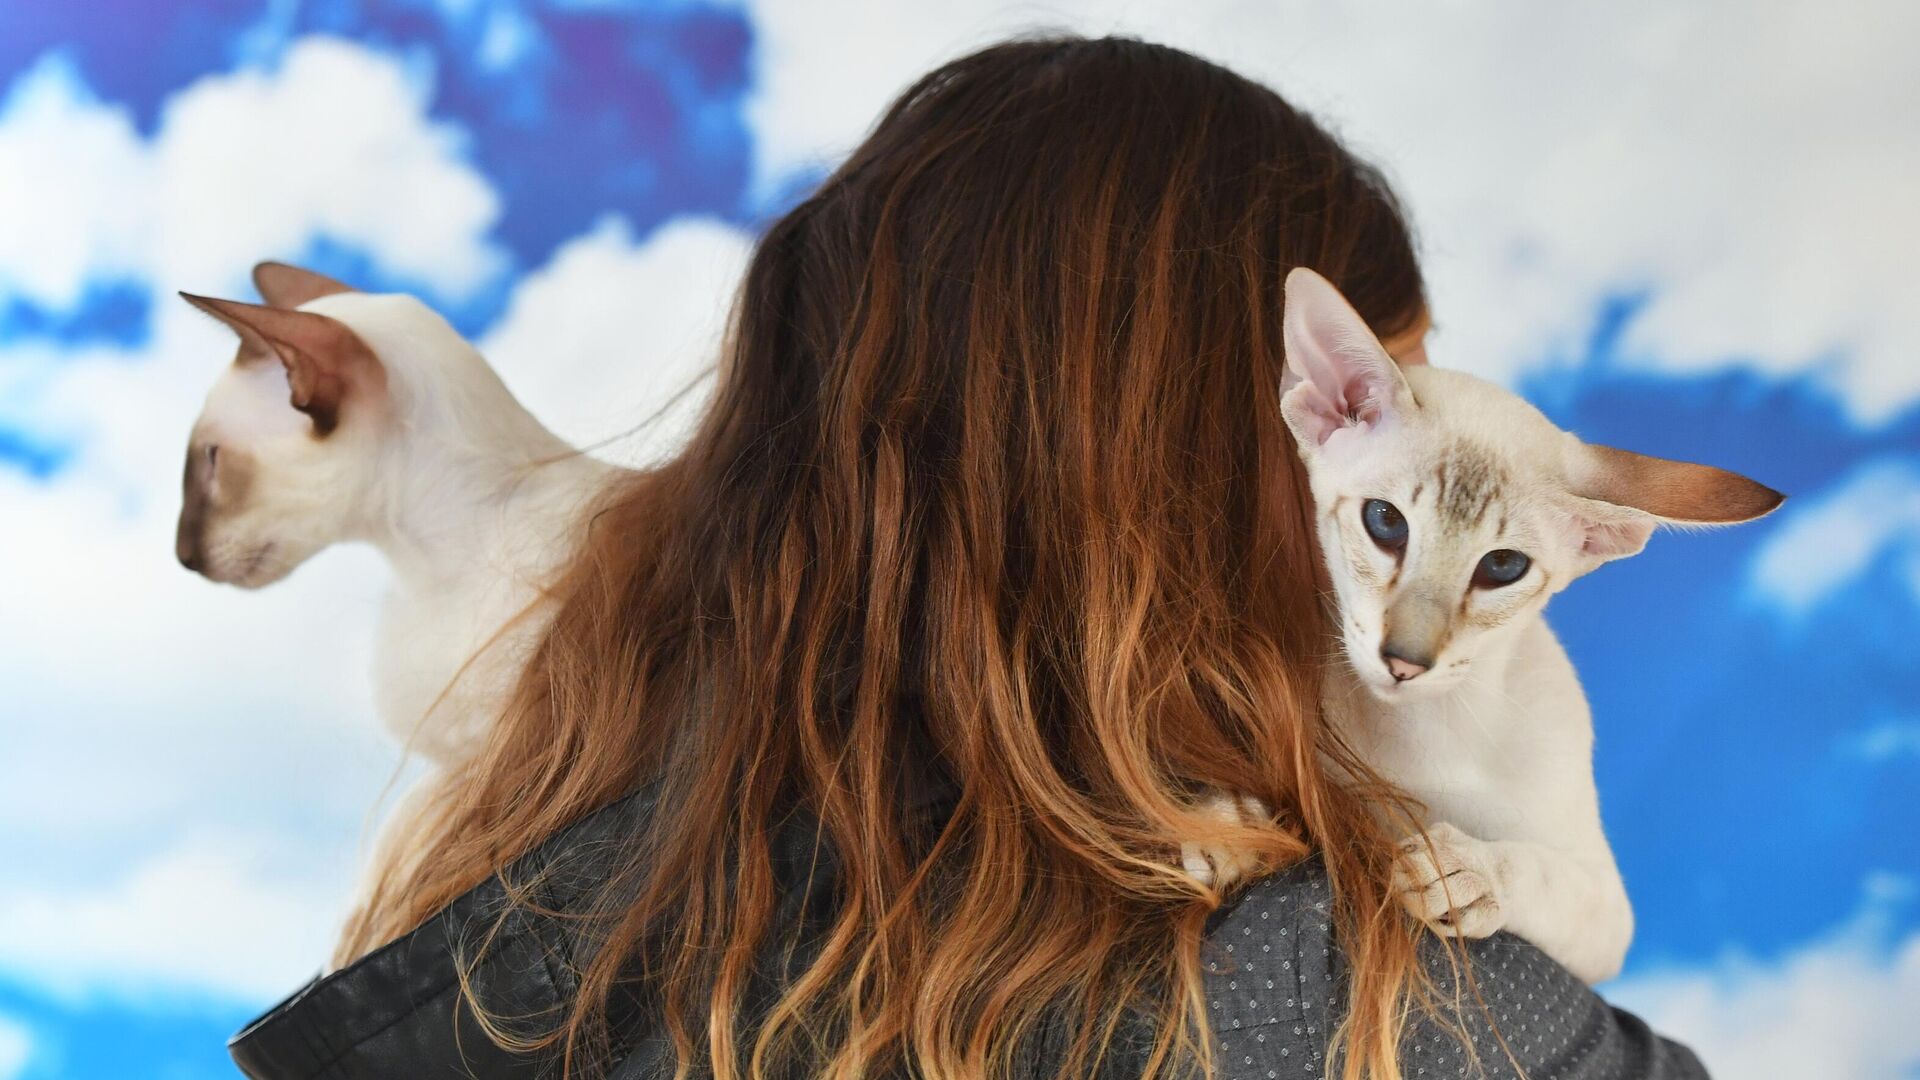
(1, 2), (1914, 1076)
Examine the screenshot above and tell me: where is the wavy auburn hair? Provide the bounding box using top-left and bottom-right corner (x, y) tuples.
(346, 35), (1434, 1079)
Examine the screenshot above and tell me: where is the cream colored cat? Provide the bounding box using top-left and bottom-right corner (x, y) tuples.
(1187, 268), (1782, 983)
(176, 263), (621, 766)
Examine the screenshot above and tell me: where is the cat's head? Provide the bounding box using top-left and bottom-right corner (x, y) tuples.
(1278, 267), (1783, 699)
(175, 262), (390, 587)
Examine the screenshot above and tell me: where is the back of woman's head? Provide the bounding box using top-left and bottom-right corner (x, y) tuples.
(352, 35), (1430, 1079)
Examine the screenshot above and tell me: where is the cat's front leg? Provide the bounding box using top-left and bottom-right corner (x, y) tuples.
(1395, 823), (1632, 983)
(1478, 833), (1634, 984)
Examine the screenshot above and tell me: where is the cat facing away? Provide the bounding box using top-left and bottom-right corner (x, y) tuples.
(176, 264), (624, 951)
(1188, 268), (1782, 984)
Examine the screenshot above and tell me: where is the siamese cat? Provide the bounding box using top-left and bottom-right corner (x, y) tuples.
(1186, 268), (1782, 984)
(177, 263), (620, 765)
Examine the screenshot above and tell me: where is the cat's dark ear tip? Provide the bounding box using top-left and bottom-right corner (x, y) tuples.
(1718, 476), (1786, 523)
(179, 292), (254, 327)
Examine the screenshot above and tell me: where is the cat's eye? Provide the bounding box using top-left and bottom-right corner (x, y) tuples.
(1361, 499), (1408, 551)
(1473, 549), (1531, 588)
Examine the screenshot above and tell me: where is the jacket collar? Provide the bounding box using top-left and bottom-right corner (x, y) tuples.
(231, 751), (961, 1078)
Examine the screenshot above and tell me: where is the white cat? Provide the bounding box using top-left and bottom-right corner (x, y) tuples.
(1187, 268), (1782, 984)
(176, 262), (621, 766)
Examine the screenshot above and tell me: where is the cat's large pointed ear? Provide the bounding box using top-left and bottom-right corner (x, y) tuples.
(180, 293), (383, 436)
(1279, 267), (1415, 453)
(252, 261), (355, 309)
(1560, 443), (1784, 571)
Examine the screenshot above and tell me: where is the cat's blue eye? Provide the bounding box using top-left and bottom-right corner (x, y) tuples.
(1473, 549), (1531, 588)
(1361, 499), (1408, 550)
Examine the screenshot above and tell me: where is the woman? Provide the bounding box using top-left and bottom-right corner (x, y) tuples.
(231, 37), (1704, 1079)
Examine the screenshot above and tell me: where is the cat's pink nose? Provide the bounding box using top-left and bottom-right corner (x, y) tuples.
(1382, 648), (1429, 682)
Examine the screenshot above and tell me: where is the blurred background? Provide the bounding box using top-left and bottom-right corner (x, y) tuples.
(1, 2), (1915, 1076)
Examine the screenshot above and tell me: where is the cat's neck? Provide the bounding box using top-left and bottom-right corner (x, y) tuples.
(349, 383), (615, 593)
(374, 443), (611, 591)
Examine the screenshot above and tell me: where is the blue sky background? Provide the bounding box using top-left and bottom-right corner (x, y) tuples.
(1, 2), (1915, 1077)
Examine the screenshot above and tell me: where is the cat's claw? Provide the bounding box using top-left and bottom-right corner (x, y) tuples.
(1394, 822), (1503, 938)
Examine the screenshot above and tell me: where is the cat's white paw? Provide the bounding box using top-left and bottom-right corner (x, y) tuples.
(1394, 822), (1503, 938)
(1179, 793), (1272, 890)
(1179, 840), (1221, 886)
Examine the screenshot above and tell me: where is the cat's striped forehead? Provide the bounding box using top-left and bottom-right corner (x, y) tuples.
(1407, 442), (1511, 528)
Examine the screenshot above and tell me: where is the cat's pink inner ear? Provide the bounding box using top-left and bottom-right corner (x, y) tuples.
(1552, 495), (1659, 571)
(179, 292), (383, 436)
(253, 262), (356, 309)
(1579, 444), (1785, 524)
(1279, 267), (1407, 447)
(1577, 506), (1657, 562)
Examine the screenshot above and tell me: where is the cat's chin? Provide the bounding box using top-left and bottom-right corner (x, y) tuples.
(204, 542), (293, 589)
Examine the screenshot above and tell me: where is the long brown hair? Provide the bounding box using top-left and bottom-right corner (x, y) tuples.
(346, 35), (1433, 1078)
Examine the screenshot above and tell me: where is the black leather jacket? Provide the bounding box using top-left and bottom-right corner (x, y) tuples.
(230, 780), (1707, 1079)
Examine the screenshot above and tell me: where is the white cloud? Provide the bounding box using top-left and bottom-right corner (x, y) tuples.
(0, 829), (355, 1001)
(745, 0), (1920, 420)
(1611, 880), (1920, 1080)
(1748, 458), (1920, 614)
(0, 1016), (27, 1080)
(0, 36), (505, 314)
(0, 57), (147, 308)
(480, 214), (755, 467)
(153, 36), (506, 297)
(743, 2), (1034, 202)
